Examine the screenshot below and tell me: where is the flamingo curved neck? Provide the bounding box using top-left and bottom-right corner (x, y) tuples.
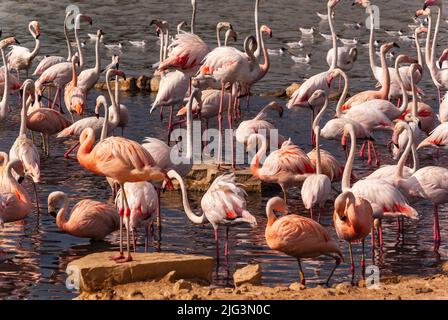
(29, 24), (40, 60)
(250, 134), (268, 177)
(6, 162), (29, 205)
(56, 194), (70, 231)
(313, 98), (329, 129)
(431, 7), (441, 67)
(100, 99), (110, 141)
(159, 29), (165, 63)
(78, 129), (96, 162)
(191, 2), (196, 33)
(0, 49), (10, 119)
(410, 69), (418, 116)
(395, 58), (408, 113)
(395, 124), (413, 180)
(368, 7), (378, 74)
(106, 73), (120, 131)
(415, 30), (423, 69)
(266, 201), (277, 227)
(379, 48), (391, 99)
(342, 126), (356, 191)
(328, 4), (338, 70)
(185, 92), (195, 161)
(170, 170), (205, 224)
(19, 82), (31, 136)
(336, 72), (349, 117)
(254, 0), (261, 59)
(256, 28), (270, 82)
(164, 29), (170, 61)
(74, 16), (85, 68)
(314, 126), (322, 175)
(64, 15), (72, 61)
(94, 34), (101, 74)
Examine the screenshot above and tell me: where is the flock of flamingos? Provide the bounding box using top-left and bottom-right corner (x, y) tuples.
(1, 0), (448, 288)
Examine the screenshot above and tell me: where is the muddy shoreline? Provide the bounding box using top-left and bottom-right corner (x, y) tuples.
(78, 263), (448, 300)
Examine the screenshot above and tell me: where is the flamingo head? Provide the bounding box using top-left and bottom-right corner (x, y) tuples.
(334, 191), (356, 222)
(30, 21), (41, 39)
(397, 54), (418, 65)
(226, 29), (238, 43)
(97, 29), (104, 38)
(78, 14), (93, 26)
(381, 41), (399, 54)
(392, 121), (408, 147)
(415, 8), (431, 17)
(438, 48), (448, 68)
(261, 25), (272, 38)
(307, 89), (327, 110)
(0, 37), (20, 50)
(326, 68), (343, 87)
(266, 197), (288, 217)
(73, 99), (86, 116)
(94, 95), (107, 118)
(416, 26), (428, 34)
(352, 0), (370, 8)
(217, 21), (233, 31)
(47, 191), (67, 218)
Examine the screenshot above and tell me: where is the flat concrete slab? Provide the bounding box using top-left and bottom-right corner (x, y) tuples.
(67, 252), (214, 293)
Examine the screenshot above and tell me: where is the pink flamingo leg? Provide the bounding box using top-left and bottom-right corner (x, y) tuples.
(361, 240), (366, 280)
(297, 259), (306, 286)
(348, 242), (355, 286)
(166, 105), (173, 145)
(378, 220), (384, 249)
(51, 87), (60, 110)
(227, 91), (235, 170)
(111, 208), (125, 261)
(370, 141), (380, 166)
(156, 188), (162, 252)
(64, 142), (80, 159)
(224, 227), (230, 269)
(246, 92), (250, 113)
(433, 205), (441, 251)
(371, 225), (376, 262)
(367, 141), (372, 166)
(159, 106), (164, 121)
(217, 84), (225, 169)
(359, 141), (366, 160)
(32, 181), (40, 218)
(310, 207), (314, 220)
(214, 227), (220, 274)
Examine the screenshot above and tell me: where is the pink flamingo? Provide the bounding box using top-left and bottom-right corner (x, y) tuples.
(33, 11), (74, 76)
(265, 196), (343, 286)
(63, 54), (86, 120)
(393, 121), (448, 250)
(57, 69), (124, 158)
(7, 21), (41, 79)
(0, 37), (21, 121)
(341, 123), (418, 249)
(115, 182), (159, 252)
(77, 124), (172, 262)
(168, 171), (256, 271)
(0, 159), (32, 227)
(77, 29), (104, 95)
(47, 191), (119, 240)
(248, 134), (315, 203)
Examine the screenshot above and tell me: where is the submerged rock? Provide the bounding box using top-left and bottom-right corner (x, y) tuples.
(233, 264), (262, 287)
(285, 82), (301, 97)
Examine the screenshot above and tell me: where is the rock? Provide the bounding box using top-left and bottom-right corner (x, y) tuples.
(67, 252), (214, 292)
(161, 270), (177, 283)
(335, 282), (353, 294)
(415, 287), (433, 294)
(442, 262), (448, 273)
(173, 279), (193, 293)
(129, 290), (144, 298)
(285, 82), (301, 97)
(111, 77), (138, 91)
(137, 75), (151, 91)
(289, 282), (306, 291)
(150, 72), (162, 92)
(233, 264), (262, 287)
(260, 88), (286, 98)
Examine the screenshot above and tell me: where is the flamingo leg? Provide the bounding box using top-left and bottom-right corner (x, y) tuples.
(32, 180), (40, 218)
(246, 92), (250, 113)
(297, 258), (306, 286)
(132, 228), (137, 253)
(359, 141), (366, 160)
(349, 242), (355, 286)
(64, 142), (80, 159)
(58, 87), (64, 114)
(367, 141), (372, 166)
(371, 225), (376, 260)
(227, 91), (235, 170)
(370, 141), (380, 167)
(167, 105), (173, 146)
(361, 240), (366, 281)
(281, 185), (288, 205)
(217, 84), (225, 169)
(159, 106), (164, 121)
(433, 205), (441, 251)
(310, 207), (314, 220)
(51, 88), (60, 110)
(224, 227), (230, 269)
(317, 207), (321, 224)
(120, 184), (133, 262)
(111, 193), (125, 261)
(214, 227), (220, 274)
(326, 257), (341, 287)
(156, 188), (162, 252)
(310, 108), (315, 146)
(378, 219), (384, 249)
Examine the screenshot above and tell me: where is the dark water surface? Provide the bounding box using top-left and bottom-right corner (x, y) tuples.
(0, 0), (447, 299)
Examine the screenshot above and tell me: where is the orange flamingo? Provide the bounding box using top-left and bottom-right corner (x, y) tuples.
(64, 54), (86, 120)
(47, 191), (119, 240)
(248, 134), (314, 203)
(77, 127), (172, 262)
(265, 196), (343, 286)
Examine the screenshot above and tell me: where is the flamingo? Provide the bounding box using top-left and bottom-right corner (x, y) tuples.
(158, 0), (210, 75)
(77, 120), (172, 262)
(394, 122), (448, 251)
(7, 21), (40, 80)
(0, 159), (32, 227)
(265, 196), (343, 287)
(417, 122), (448, 151)
(77, 29), (104, 95)
(235, 101), (284, 148)
(115, 182), (159, 252)
(286, 0), (340, 128)
(306, 90), (344, 182)
(33, 11), (73, 76)
(0, 37), (21, 121)
(64, 54), (86, 120)
(327, 68), (394, 166)
(248, 134), (315, 203)
(300, 122), (331, 222)
(167, 171), (256, 271)
(47, 191), (119, 240)
(57, 69), (124, 158)
(341, 42), (398, 109)
(341, 123), (418, 248)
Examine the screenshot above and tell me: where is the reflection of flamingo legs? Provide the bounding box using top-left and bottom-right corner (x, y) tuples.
(217, 84), (225, 169)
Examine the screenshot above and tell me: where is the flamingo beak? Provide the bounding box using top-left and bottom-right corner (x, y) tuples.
(18, 176), (25, 184)
(49, 211), (57, 218)
(14, 37), (20, 45)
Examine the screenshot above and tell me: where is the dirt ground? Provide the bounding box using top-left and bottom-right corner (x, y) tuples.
(78, 264), (448, 300)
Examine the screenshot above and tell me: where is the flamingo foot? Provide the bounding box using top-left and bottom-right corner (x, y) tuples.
(110, 253), (125, 261)
(115, 254), (133, 263)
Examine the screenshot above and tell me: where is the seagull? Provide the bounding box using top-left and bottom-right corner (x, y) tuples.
(300, 27), (315, 36)
(316, 12), (329, 20)
(340, 38), (358, 45)
(384, 29), (404, 36)
(291, 53), (311, 64)
(87, 33), (102, 41)
(286, 40), (304, 49)
(344, 22), (363, 29)
(267, 47), (288, 56)
(320, 32), (335, 40)
(105, 42), (123, 51)
(129, 40), (147, 47)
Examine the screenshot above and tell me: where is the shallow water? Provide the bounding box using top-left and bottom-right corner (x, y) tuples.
(0, 0), (447, 300)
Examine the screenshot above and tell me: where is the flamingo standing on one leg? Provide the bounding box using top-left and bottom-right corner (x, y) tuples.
(7, 21), (41, 80)
(265, 196), (343, 287)
(47, 191), (119, 240)
(167, 171), (256, 273)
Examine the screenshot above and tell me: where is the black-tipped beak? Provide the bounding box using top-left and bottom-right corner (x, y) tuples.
(49, 211), (57, 218)
(393, 42), (400, 48)
(95, 113), (100, 119)
(352, 2), (356, 6)
(19, 89), (24, 98)
(38, 95), (42, 102)
(14, 38), (20, 45)
(423, 3), (428, 10)
(35, 34), (40, 39)
(18, 176), (25, 184)
(418, 121), (422, 130)
(279, 109), (284, 117)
